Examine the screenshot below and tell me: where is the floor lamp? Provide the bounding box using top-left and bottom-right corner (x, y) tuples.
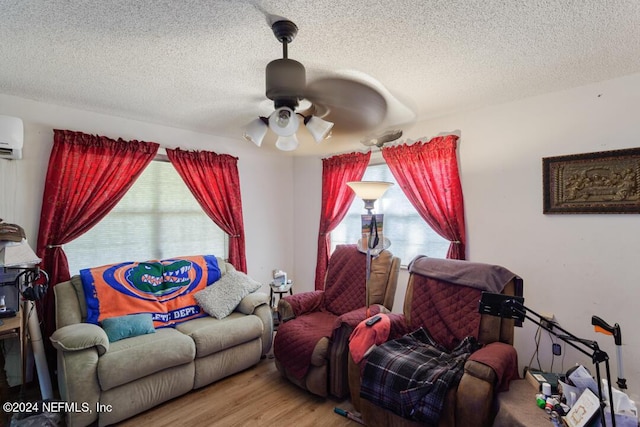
(346, 181), (393, 311)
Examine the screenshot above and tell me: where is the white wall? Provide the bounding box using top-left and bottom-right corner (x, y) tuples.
(293, 73), (640, 400)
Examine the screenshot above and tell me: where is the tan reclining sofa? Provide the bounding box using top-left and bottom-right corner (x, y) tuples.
(50, 257), (272, 426)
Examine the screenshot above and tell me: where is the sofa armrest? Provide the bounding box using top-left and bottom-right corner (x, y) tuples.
(277, 291), (324, 322)
(51, 324), (105, 427)
(467, 341), (519, 392)
(325, 305), (386, 399)
(235, 292), (273, 356)
(386, 313), (412, 340)
(236, 291), (269, 315)
(348, 352), (364, 411)
(334, 304), (384, 329)
(455, 342), (519, 427)
(50, 323), (109, 356)
(463, 359), (497, 384)
(455, 363), (496, 427)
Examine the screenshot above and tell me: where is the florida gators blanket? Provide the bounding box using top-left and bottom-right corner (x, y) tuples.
(80, 255), (221, 327)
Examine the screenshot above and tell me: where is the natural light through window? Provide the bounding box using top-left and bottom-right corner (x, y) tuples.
(331, 163), (449, 265)
(65, 160), (228, 275)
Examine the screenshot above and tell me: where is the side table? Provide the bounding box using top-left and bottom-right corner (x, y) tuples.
(269, 282), (293, 309)
(269, 282), (293, 329)
(0, 308), (26, 396)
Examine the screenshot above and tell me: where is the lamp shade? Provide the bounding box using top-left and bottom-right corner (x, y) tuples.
(243, 117), (269, 147)
(347, 181), (393, 201)
(275, 134), (299, 151)
(305, 116), (334, 143)
(269, 107), (299, 136)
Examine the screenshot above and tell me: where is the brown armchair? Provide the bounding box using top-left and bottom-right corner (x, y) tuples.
(348, 256), (522, 427)
(273, 244), (400, 398)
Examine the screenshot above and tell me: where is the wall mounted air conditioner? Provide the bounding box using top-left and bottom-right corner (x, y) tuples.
(0, 115), (24, 160)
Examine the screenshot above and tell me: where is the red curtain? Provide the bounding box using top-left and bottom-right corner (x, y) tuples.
(382, 135), (466, 259)
(36, 129), (159, 339)
(166, 148), (247, 272)
(314, 151), (371, 290)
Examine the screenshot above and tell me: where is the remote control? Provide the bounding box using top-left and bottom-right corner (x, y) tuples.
(365, 315), (382, 327)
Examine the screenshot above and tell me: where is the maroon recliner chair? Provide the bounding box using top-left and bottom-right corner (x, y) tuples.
(273, 244), (400, 398)
(349, 256), (523, 426)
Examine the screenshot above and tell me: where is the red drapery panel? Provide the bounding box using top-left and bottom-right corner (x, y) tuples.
(36, 129), (159, 338)
(314, 151), (371, 290)
(166, 148), (247, 272)
(382, 135), (466, 259)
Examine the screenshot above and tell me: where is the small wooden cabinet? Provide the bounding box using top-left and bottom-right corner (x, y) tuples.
(0, 307), (26, 395)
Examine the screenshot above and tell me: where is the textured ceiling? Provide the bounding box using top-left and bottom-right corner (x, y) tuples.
(2, 1), (640, 155)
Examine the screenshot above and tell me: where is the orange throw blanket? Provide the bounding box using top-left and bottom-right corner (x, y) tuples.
(80, 255), (221, 327)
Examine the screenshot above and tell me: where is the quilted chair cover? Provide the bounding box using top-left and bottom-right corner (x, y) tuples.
(349, 257), (522, 427)
(274, 244), (400, 398)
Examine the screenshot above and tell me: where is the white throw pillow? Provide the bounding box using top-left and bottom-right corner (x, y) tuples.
(194, 270), (262, 319)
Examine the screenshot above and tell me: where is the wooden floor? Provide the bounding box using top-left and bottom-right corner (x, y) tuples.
(117, 355), (361, 427)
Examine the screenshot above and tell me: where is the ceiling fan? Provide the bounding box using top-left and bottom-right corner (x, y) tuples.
(244, 16), (410, 151)
(360, 129), (404, 148)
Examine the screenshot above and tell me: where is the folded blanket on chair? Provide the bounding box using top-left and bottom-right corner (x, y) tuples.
(361, 328), (479, 424)
(408, 255), (523, 295)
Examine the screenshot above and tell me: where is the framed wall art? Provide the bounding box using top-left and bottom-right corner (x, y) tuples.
(542, 147), (640, 214)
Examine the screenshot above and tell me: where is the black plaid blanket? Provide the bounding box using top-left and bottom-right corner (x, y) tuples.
(360, 328), (479, 424)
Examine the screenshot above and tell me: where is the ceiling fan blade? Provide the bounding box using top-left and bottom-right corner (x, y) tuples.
(361, 129), (403, 147)
(304, 77), (387, 132)
(252, 4), (290, 30)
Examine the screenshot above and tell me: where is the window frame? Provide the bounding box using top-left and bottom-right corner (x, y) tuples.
(64, 155), (229, 274)
(330, 156), (449, 267)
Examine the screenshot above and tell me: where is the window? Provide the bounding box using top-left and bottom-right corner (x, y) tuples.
(65, 159), (228, 275)
(331, 163), (449, 265)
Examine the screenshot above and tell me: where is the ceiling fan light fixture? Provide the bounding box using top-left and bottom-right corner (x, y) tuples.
(304, 116), (334, 143)
(275, 134), (299, 151)
(269, 106), (299, 136)
(243, 117), (269, 147)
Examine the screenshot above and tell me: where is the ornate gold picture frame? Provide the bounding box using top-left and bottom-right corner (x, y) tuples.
(543, 147), (640, 214)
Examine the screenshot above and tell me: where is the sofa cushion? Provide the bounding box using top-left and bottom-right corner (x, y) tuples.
(101, 313), (155, 342)
(175, 313), (263, 358)
(98, 328), (195, 391)
(194, 270), (262, 319)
